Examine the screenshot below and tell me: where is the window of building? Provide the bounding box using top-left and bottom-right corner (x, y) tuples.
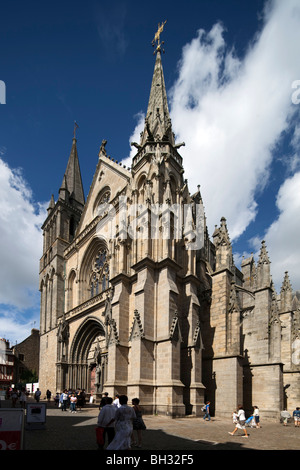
(90, 248), (109, 298)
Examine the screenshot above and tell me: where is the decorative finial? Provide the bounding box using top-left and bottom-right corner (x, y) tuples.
(73, 121), (79, 139)
(152, 20), (167, 54)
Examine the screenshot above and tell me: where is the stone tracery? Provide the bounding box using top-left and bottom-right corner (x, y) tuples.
(90, 248), (110, 298)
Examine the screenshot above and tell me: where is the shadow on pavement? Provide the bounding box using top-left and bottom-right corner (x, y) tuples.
(23, 413), (250, 451)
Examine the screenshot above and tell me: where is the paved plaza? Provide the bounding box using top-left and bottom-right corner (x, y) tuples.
(1, 398), (299, 452)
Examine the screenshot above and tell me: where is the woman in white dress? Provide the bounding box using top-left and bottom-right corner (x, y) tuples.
(228, 404), (249, 437)
(106, 395), (136, 450)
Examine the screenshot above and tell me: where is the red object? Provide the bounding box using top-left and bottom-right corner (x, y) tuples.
(0, 431), (22, 450)
(95, 427), (104, 445)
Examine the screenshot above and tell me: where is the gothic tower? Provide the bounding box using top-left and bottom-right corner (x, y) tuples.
(102, 30), (208, 416)
(39, 136), (85, 389)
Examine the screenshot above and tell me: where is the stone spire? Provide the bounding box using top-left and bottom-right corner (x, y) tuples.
(139, 22), (174, 147)
(59, 137), (85, 209)
(280, 271), (293, 312)
(256, 240), (271, 289)
(140, 49), (174, 146)
(212, 217), (234, 271)
(47, 194), (55, 214)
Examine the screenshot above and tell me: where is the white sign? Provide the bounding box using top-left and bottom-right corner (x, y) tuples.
(26, 403), (46, 424)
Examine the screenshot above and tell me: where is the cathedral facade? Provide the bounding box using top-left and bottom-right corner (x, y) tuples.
(39, 37), (300, 420)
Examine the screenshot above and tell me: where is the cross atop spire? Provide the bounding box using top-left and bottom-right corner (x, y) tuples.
(73, 121), (79, 139)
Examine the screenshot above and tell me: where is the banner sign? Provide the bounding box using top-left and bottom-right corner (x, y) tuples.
(0, 409), (24, 450)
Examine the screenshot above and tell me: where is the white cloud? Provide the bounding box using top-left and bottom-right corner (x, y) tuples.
(0, 305), (39, 345)
(253, 171), (300, 291)
(169, 0), (300, 243)
(125, 1), (300, 293)
(0, 157), (47, 342)
(124, 111), (145, 165)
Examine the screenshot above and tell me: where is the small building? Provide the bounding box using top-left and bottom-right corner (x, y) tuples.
(12, 329), (40, 385)
(0, 338), (14, 396)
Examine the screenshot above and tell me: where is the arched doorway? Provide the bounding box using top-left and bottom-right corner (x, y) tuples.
(69, 317), (107, 396)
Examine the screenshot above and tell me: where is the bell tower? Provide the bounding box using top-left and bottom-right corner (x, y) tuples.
(39, 133), (85, 387)
(105, 22), (207, 416)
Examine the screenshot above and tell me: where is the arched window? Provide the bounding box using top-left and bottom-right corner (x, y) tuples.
(68, 270), (76, 310)
(89, 248), (109, 298)
(93, 187), (111, 217)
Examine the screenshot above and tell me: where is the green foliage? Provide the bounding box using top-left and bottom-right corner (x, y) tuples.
(20, 368), (38, 384)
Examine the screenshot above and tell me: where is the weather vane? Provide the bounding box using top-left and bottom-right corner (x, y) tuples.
(152, 20), (167, 54)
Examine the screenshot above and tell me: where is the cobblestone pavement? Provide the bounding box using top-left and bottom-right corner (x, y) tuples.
(1, 399), (299, 451)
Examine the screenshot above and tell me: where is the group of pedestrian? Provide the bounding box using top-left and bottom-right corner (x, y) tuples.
(59, 389), (86, 413)
(281, 407), (300, 426)
(96, 393), (146, 450)
(8, 386), (42, 408)
(8, 387), (30, 408)
(202, 401), (259, 438)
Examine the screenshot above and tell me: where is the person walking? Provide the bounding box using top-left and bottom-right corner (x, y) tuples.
(96, 397), (116, 449)
(228, 404), (248, 438)
(11, 389), (18, 408)
(203, 401), (211, 421)
(113, 394), (120, 408)
(292, 407), (300, 427)
(106, 395), (136, 450)
(281, 409), (291, 426)
(60, 390), (68, 411)
(54, 392), (60, 407)
(253, 406), (260, 428)
(34, 388), (41, 402)
(131, 398), (146, 448)
(77, 390), (85, 411)
(19, 387), (27, 409)
(99, 392), (109, 409)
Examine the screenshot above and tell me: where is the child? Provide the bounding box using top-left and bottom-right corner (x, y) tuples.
(253, 406), (260, 428)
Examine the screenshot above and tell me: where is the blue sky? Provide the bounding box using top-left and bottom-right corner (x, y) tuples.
(1, 0), (300, 344)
